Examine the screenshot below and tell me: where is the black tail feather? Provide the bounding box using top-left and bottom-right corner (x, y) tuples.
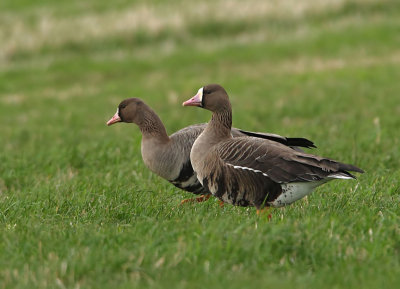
(286, 137), (317, 149)
(339, 163), (365, 174)
(239, 129), (316, 149)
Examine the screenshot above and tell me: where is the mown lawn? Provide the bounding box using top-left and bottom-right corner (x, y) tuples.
(1, 0), (400, 288)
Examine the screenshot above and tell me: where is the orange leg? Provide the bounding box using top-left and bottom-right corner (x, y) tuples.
(218, 200), (225, 208)
(180, 194), (211, 205)
(256, 207), (272, 220)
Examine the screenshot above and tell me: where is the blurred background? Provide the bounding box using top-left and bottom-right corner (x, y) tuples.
(1, 0), (400, 288)
(1, 0), (399, 160)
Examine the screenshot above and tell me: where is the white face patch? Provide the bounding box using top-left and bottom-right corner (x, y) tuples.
(197, 87), (203, 102)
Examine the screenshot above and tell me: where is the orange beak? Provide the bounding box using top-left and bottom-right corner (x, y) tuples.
(106, 112), (121, 126)
(183, 91), (202, 107)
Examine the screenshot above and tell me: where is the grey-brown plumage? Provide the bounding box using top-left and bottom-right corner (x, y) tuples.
(107, 97), (316, 196)
(183, 84), (364, 209)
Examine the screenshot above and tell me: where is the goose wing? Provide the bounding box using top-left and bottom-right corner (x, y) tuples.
(216, 137), (363, 184)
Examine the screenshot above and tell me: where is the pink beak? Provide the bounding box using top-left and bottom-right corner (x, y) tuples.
(182, 92), (202, 107)
(106, 112), (121, 126)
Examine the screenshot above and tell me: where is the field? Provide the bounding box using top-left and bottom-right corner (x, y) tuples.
(1, 0), (400, 288)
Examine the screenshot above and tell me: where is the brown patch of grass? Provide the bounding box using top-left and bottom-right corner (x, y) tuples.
(0, 0), (384, 61)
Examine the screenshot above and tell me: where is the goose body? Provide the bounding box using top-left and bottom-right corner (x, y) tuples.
(107, 98), (316, 197)
(141, 123), (205, 194)
(183, 84), (364, 209)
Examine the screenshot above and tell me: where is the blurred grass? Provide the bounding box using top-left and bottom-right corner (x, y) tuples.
(1, 0), (400, 288)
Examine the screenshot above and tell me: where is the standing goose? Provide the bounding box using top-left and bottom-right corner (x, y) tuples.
(183, 84), (364, 211)
(107, 97), (316, 203)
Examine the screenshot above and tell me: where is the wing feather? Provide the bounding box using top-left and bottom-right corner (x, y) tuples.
(216, 137), (363, 184)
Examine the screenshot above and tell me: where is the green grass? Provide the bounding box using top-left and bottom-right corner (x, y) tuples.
(1, 0), (400, 288)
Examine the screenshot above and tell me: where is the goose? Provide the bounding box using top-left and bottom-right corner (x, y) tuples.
(107, 97), (316, 204)
(183, 84), (364, 212)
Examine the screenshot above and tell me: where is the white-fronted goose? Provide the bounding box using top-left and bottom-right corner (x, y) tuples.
(107, 98), (316, 203)
(183, 84), (364, 211)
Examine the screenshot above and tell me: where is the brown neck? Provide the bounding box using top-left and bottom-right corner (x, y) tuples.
(137, 107), (169, 142)
(207, 107), (232, 140)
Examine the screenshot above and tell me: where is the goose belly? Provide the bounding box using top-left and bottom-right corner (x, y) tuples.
(200, 176), (254, 207)
(171, 173), (204, 194)
(269, 181), (324, 208)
